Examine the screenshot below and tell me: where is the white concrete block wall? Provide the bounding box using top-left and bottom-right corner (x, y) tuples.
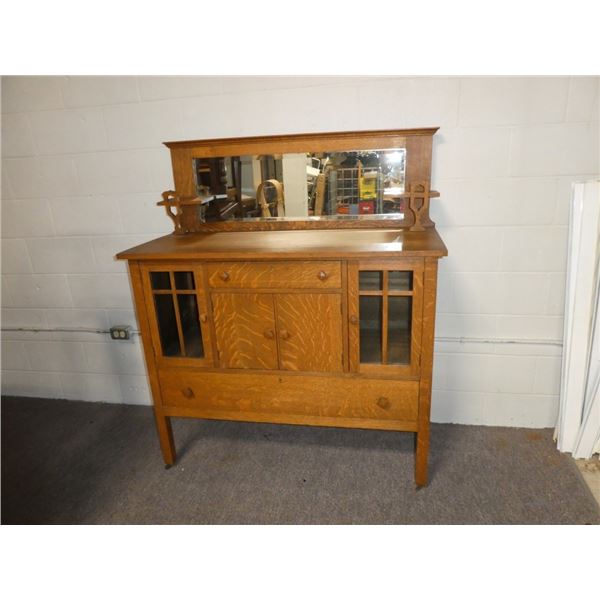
(1, 76), (599, 425)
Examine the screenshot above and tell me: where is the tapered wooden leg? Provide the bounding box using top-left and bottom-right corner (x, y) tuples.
(414, 257), (438, 488)
(154, 409), (176, 466)
(415, 425), (430, 487)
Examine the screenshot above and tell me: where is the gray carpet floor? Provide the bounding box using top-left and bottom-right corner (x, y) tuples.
(2, 396), (599, 524)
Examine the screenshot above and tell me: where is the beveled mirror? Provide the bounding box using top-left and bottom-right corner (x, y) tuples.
(159, 128), (438, 233)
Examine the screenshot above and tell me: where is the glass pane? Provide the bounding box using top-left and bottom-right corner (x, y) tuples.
(174, 271), (195, 290)
(388, 296), (412, 364)
(359, 296), (382, 363)
(177, 294), (204, 358)
(150, 272), (171, 290)
(389, 271), (413, 291)
(153, 294), (180, 356)
(359, 271), (382, 291)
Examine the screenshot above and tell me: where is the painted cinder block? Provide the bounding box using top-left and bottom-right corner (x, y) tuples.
(49, 195), (124, 236)
(60, 76), (139, 108)
(24, 340), (87, 372)
(1, 341), (31, 370)
(434, 352), (537, 395)
(68, 273), (133, 309)
(433, 126), (512, 180)
(137, 76), (222, 101)
(90, 235), (151, 273)
(566, 77), (599, 122)
(1, 75), (597, 426)
(357, 78), (460, 129)
(1, 76), (64, 113)
(26, 237), (96, 274)
(1, 199), (55, 238)
(3, 274), (73, 308)
(1, 239), (32, 274)
(1, 113), (37, 157)
(500, 226), (568, 272)
(103, 100), (184, 150)
(3, 156), (80, 199)
(117, 192), (173, 234)
(59, 372), (123, 403)
(118, 374), (151, 405)
(458, 77), (569, 126)
(430, 177), (558, 227)
(28, 107), (108, 155)
(83, 340), (146, 376)
(0, 370), (63, 398)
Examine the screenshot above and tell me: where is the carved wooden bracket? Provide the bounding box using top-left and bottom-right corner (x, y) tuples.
(157, 190), (184, 234)
(158, 190), (210, 234)
(407, 181), (435, 232)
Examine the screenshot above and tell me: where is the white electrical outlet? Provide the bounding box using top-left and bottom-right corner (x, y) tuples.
(110, 325), (132, 340)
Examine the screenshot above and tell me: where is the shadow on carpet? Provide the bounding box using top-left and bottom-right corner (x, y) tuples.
(2, 396), (599, 524)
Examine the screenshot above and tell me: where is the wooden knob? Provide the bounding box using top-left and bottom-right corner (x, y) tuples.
(376, 396), (391, 410)
(183, 387), (194, 398)
(200, 314), (207, 323)
(280, 329), (291, 340)
(349, 315), (358, 325)
(219, 271), (230, 282)
(318, 270), (329, 281)
(264, 329), (275, 339)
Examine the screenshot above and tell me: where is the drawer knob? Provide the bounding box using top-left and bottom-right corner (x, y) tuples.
(318, 270), (329, 281)
(183, 387), (194, 398)
(200, 314), (207, 323)
(264, 329), (275, 339)
(376, 396), (391, 410)
(280, 329), (291, 340)
(219, 271), (230, 282)
(349, 315), (358, 325)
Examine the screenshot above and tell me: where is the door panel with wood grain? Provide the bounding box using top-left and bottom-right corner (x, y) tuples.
(276, 293), (343, 372)
(212, 292), (278, 369)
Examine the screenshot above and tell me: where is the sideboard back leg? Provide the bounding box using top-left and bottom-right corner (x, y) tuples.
(415, 425), (430, 487)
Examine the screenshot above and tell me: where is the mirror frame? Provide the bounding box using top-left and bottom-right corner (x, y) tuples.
(161, 128), (439, 233)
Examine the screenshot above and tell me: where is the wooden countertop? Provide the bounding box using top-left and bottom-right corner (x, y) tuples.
(116, 228), (448, 261)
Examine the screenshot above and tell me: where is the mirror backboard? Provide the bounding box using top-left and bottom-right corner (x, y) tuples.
(162, 128), (438, 233)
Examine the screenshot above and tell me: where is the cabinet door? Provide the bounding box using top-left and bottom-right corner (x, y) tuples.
(142, 264), (213, 367)
(348, 259), (423, 377)
(212, 292), (278, 369)
(276, 293), (343, 372)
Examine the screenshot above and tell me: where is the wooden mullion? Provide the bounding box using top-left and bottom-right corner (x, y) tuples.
(169, 272), (187, 357)
(359, 290), (413, 297)
(382, 271), (389, 365)
(152, 289), (197, 295)
(357, 290), (383, 296)
(387, 290), (413, 297)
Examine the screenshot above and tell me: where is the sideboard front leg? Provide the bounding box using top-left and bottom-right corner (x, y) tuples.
(154, 409), (176, 467)
(415, 257), (438, 488)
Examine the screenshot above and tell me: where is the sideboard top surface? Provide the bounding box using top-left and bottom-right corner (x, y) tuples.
(117, 228), (448, 261)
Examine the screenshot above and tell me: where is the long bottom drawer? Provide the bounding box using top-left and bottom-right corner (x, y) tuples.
(158, 369), (419, 431)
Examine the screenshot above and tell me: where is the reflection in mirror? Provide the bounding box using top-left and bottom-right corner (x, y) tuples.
(192, 149), (406, 222)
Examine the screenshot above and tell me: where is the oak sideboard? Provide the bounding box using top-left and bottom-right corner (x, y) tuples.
(118, 128), (447, 486)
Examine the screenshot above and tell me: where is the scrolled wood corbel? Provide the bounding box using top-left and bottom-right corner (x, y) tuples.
(157, 190), (184, 234)
(407, 181), (435, 232)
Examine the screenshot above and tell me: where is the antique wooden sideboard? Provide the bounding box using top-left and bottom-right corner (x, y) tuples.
(117, 129), (447, 486)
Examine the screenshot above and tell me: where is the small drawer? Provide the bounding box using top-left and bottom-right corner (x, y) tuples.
(207, 261), (342, 289)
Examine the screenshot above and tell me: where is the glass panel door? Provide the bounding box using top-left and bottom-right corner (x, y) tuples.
(143, 266), (213, 365)
(349, 260), (423, 376)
